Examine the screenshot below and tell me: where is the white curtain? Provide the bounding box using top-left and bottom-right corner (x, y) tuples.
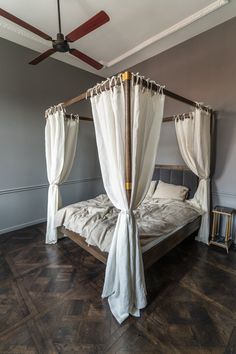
(175, 109), (211, 244)
(45, 104), (79, 244)
(90, 77), (165, 323)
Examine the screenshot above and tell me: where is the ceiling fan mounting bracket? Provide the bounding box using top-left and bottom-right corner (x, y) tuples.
(53, 33), (70, 52)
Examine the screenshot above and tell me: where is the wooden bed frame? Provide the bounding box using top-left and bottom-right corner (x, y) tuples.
(60, 216), (200, 269)
(59, 164), (201, 269)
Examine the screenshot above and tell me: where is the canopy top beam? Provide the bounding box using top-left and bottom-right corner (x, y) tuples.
(63, 71), (212, 114)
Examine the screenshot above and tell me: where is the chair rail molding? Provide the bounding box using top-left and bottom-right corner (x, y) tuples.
(0, 176), (102, 196)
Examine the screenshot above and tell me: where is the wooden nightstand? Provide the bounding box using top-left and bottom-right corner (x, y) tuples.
(209, 206), (235, 253)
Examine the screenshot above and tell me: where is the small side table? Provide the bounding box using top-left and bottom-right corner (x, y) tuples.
(209, 206), (235, 253)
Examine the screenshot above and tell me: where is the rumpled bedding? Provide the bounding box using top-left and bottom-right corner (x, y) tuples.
(55, 194), (202, 252)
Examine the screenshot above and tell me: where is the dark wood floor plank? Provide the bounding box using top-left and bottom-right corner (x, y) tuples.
(0, 253), (14, 282)
(105, 324), (161, 354)
(179, 238), (236, 275)
(35, 300), (116, 353)
(225, 326), (236, 354)
(180, 262), (236, 314)
(0, 318), (58, 354)
(0, 225), (43, 254)
(0, 278), (31, 335)
(6, 243), (65, 276)
(0, 320), (38, 354)
(0, 222), (236, 353)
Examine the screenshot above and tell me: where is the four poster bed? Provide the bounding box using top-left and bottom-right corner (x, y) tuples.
(57, 164), (202, 270)
(44, 71), (213, 323)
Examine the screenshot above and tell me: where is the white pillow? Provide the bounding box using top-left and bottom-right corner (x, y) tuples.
(145, 181), (157, 198)
(152, 180), (189, 201)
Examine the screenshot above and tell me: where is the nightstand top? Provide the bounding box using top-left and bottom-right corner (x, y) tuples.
(213, 206), (236, 215)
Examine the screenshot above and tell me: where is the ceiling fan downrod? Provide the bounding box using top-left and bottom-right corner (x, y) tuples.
(57, 0), (62, 34)
(53, 0), (69, 52)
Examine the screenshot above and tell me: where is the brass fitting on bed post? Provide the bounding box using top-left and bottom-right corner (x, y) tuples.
(121, 71), (132, 82)
(125, 182), (132, 191)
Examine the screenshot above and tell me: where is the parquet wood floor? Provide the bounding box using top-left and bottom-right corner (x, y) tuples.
(0, 223), (236, 353)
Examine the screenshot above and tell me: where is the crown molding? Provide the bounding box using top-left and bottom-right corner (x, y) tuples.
(0, 19), (48, 46)
(103, 0), (229, 68)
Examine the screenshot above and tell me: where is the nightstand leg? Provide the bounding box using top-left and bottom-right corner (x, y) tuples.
(211, 213), (217, 241)
(225, 216), (229, 240)
(227, 216), (232, 241)
(225, 216), (229, 253)
(216, 213), (220, 237)
(229, 216), (232, 240)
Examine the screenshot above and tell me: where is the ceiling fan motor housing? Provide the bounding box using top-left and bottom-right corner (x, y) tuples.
(53, 33), (70, 52)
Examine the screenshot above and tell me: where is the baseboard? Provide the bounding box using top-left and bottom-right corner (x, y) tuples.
(0, 218), (46, 235)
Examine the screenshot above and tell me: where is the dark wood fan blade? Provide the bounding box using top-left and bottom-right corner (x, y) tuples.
(0, 8), (52, 41)
(29, 49), (56, 65)
(66, 11), (109, 42)
(69, 49), (103, 70)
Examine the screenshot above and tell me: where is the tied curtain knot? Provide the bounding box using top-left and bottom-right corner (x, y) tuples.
(120, 209), (133, 215)
(200, 177), (210, 181)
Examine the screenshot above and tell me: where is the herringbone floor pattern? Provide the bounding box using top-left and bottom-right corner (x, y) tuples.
(0, 223), (236, 353)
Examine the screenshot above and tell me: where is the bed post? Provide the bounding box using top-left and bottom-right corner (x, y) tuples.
(209, 111), (215, 240)
(122, 71), (132, 204)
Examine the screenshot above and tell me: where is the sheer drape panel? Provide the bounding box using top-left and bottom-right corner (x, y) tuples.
(175, 109), (211, 244)
(91, 88), (127, 209)
(45, 105), (79, 244)
(90, 78), (164, 323)
(131, 85), (165, 207)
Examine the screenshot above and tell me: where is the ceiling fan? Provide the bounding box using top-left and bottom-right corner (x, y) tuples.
(0, 0), (110, 69)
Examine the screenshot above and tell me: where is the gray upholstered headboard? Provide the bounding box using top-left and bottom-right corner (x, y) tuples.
(153, 164), (198, 199)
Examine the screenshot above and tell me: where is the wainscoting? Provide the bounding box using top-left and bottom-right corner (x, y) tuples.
(212, 191), (236, 209)
(0, 177), (103, 234)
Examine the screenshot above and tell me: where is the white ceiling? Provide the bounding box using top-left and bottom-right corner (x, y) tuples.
(0, 0), (235, 77)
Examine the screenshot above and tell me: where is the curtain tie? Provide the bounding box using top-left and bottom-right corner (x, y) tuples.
(49, 182), (59, 187)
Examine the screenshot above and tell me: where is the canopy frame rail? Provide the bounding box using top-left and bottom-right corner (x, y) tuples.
(54, 70), (212, 124)
(62, 71), (212, 114)
(62, 113), (194, 123)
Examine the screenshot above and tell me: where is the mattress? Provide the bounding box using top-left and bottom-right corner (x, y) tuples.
(55, 194), (202, 253)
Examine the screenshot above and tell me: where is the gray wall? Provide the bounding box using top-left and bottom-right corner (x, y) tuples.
(130, 17), (236, 210)
(1, 17), (236, 233)
(0, 38), (104, 234)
